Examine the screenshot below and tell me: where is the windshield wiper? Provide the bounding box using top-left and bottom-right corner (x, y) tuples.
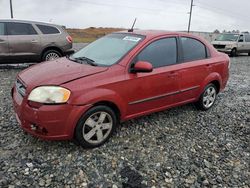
(69, 56), (97, 66)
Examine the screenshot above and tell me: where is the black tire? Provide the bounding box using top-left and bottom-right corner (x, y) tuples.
(42, 49), (62, 61)
(248, 52), (250, 56)
(230, 48), (237, 57)
(196, 83), (217, 111)
(74, 105), (117, 148)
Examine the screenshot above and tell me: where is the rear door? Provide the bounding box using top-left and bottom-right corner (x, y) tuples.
(35, 24), (66, 50)
(0, 22), (9, 63)
(125, 37), (181, 117)
(6, 22), (41, 62)
(178, 37), (211, 102)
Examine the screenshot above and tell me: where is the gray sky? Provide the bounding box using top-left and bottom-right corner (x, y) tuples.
(0, 0), (249, 32)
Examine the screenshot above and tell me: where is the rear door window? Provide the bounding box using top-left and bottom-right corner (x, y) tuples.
(136, 37), (177, 68)
(0, 23), (5, 35)
(181, 37), (207, 62)
(36, 24), (60, 34)
(6, 22), (37, 35)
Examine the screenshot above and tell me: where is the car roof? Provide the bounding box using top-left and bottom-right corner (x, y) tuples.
(116, 29), (193, 39)
(221, 33), (250, 35)
(0, 19), (62, 27)
(115, 29), (216, 55)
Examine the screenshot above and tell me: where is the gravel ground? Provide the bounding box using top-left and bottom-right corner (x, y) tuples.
(0, 56), (249, 188)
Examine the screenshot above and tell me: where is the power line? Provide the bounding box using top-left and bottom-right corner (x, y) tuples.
(70, 0), (162, 13)
(195, 1), (250, 21)
(68, 0), (249, 31)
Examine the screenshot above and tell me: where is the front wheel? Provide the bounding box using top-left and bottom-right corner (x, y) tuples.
(230, 48), (237, 57)
(196, 83), (217, 111)
(74, 106), (117, 148)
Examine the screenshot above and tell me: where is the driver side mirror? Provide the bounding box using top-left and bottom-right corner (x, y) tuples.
(131, 61), (153, 73)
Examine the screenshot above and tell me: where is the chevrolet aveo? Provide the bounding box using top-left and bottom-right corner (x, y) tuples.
(12, 30), (230, 148)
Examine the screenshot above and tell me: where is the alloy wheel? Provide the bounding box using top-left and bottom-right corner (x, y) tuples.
(82, 111), (113, 144)
(203, 86), (216, 108)
(45, 52), (60, 61)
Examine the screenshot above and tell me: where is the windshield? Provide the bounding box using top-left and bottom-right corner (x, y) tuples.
(215, 34), (239, 41)
(71, 33), (144, 66)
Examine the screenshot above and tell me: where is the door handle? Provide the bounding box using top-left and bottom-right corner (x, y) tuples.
(31, 40), (38, 43)
(168, 71), (178, 77)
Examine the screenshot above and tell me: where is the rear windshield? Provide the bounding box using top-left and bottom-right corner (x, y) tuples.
(36, 24), (60, 34)
(71, 33), (144, 66)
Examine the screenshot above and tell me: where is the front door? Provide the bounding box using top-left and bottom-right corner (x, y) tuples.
(237, 35), (246, 53)
(6, 22), (41, 62)
(0, 22), (9, 63)
(242, 35), (250, 53)
(124, 37), (180, 118)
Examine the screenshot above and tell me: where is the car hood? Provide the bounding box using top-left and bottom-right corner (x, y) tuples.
(211, 41), (236, 45)
(18, 57), (108, 86)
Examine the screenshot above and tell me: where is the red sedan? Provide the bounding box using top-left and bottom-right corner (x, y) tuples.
(12, 30), (230, 148)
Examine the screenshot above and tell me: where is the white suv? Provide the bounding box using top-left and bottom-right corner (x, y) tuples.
(211, 33), (250, 56)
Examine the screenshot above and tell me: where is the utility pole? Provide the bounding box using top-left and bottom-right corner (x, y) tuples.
(187, 0), (194, 33)
(10, 0), (13, 18)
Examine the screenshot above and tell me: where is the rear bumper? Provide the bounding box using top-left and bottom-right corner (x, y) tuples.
(221, 71), (229, 91)
(12, 87), (91, 140)
(63, 49), (75, 56)
(216, 48), (232, 54)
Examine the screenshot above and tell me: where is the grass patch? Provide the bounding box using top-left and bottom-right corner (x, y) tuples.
(66, 27), (125, 43)
(73, 37), (97, 43)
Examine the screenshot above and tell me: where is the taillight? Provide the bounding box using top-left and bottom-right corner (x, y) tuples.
(66, 36), (73, 43)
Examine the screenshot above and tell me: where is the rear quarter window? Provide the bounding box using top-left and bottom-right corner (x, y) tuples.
(181, 37), (207, 62)
(36, 24), (60, 34)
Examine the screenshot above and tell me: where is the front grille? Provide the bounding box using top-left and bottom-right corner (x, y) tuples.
(16, 79), (26, 97)
(213, 44), (226, 49)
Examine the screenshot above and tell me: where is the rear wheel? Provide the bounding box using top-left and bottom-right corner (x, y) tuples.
(74, 105), (117, 148)
(196, 83), (217, 111)
(42, 49), (61, 61)
(248, 52), (250, 56)
(230, 48), (237, 57)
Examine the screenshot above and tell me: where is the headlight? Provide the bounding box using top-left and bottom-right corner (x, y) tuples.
(226, 44), (234, 48)
(28, 86), (71, 104)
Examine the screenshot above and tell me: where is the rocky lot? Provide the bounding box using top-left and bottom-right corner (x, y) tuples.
(0, 56), (249, 187)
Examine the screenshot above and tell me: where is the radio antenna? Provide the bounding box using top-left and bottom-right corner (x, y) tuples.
(128, 18), (137, 32)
